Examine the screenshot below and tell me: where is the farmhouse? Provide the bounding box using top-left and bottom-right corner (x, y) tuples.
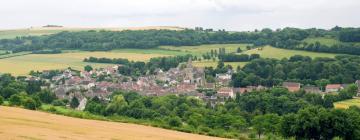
(217, 87), (234, 98)
(282, 82), (301, 92)
(325, 84), (343, 93)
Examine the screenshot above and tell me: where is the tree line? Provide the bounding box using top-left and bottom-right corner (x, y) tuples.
(1, 27), (359, 55)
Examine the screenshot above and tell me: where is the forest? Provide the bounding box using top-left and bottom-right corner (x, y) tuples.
(0, 27), (359, 55)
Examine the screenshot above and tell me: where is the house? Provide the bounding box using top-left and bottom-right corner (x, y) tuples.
(282, 82), (301, 92)
(356, 80), (360, 96)
(233, 87), (248, 94)
(325, 84), (343, 93)
(217, 87), (234, 98)
(303, 85), (322, 94)
(216, 73), (232, 80)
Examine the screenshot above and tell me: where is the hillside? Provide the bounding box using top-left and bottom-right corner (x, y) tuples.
(0, 106), (226, 140)
(0, 26), (185, 39)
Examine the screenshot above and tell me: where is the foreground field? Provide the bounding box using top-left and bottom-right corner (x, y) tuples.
(243, 46), (337, 59)
(334, 98), (360, 109)
(0, 106), (225, 140)
(0, 26), (184, 39)
(0, 51), (170, 75)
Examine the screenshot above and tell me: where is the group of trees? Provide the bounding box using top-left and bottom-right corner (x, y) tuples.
(230, 55), (360, 87)
(219, 53), (260, 62)
(84, 57), (130, 65)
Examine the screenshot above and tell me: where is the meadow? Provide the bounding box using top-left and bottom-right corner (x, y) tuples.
(243, 46), (337, 59)
(302, 37), (341, 46)
(0, 51), (170, 75)
(334, 98), (360, 109)
(159, 44), (249, 56)
(0, 106), (225, 140)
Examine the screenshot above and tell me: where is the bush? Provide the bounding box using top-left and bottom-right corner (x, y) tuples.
(9, 94), (22, 106)
(0, 96), (3, 105)
(167, 116), (182, 127)
(52, 99), (65, 106)
(23, 98), (37, 110)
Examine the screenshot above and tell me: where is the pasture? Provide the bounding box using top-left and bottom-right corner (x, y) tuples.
(0, 51), (170, 75)
(0, 106), (225, 140)
(159, 44), (249, 56)
(334, 98), (360, 109)
(243, 46), (337, 59)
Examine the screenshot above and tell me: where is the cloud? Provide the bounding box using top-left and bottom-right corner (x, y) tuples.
(0, 0), (359, 31)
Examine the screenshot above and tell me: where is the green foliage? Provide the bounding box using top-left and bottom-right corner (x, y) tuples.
(167, 116), (182, 127)
(84, 65), (93, 72)
(70, 97), (80, 108)
(23, 98), (37, 110)
(37, 90), (56, 104)
(0, 96), (3, 105)
(9, 94), (22, 106)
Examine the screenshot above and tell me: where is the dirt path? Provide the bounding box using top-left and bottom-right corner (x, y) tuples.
(0, 106), (227, 140)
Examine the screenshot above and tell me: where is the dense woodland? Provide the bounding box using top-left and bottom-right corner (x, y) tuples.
(0, 27), (359, 54)
(0, 73), (359, 139)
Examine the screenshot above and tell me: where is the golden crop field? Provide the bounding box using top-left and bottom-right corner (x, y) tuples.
(0, 51), (170, 75)
(0, 106), (226, 140)
(334, 98), (360, 109)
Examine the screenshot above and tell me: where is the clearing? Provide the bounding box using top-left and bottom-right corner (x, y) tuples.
(0, 106), (225, 140)
(0, 51), (170, 75)
(334, 98), (360, 109)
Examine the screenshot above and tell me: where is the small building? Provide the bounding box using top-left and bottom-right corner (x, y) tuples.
(325, 84), (343, 93)
(282, 82), (301, 92)
(303, 85), (322, 94)
(217, 87), (234, 98)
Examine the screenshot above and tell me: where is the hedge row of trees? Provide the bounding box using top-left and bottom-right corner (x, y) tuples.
(228, 55), (360, 87)
(219, 53), (260, 62)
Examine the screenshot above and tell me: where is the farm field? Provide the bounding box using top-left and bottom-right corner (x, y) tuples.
(243, 46), (338, 59)
(334, 98), (360, 109)
(159, 44), (249, 56)
(0, 106), (225, 140)
(0, 51), (170, 75)
(0, 26), (184, 39)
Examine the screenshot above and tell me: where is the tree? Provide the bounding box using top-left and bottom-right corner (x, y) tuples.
(168, 116), (182, 127)
(106, 95), (128, 114)
(9, 94), (22, 106)
(84, 65), (93, 72)
(70, 97), (80, 108)
(252, 114), (281, 139)
(37, 90), (56, 104)
(1, 87), (18, 99)
(237, 47), (242, 53)
(23, 98), (37, 110)
(315, 79), (330, 91)
(0, 96), (3, 105)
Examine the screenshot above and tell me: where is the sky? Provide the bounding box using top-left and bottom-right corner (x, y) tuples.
(1, 0), (360, 31)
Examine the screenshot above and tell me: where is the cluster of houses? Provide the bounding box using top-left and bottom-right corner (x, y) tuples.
(27, 58), (360, 109)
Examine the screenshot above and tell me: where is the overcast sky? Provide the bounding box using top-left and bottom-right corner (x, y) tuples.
(1, 0), (359, 31)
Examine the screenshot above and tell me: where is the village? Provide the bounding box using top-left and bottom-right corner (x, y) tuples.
(26, 58), (360, 110)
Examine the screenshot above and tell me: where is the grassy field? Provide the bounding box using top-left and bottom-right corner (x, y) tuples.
(0, 106), (225, 140)
(0, 51), (170, 75)
(0, 26), (184, 39)
(159, 44), (249, 56)
(243, 46), (337, 59)
(334, 98), (360, 109)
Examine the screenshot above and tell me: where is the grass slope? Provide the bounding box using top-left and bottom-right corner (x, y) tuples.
(159, 44), (249, 56)
(243, 46), (337, 59)
(334, 98), (360, 109)
(0, 51), (170, 75)
(0, 106), (225, 140)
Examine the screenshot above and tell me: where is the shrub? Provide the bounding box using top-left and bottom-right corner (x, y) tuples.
(52, 99), (65, 106)
(167, 116), (182, 127)
(0, 96), (3, 105)
(9, 94), (22, 106)
(23, 98), (37, 110)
